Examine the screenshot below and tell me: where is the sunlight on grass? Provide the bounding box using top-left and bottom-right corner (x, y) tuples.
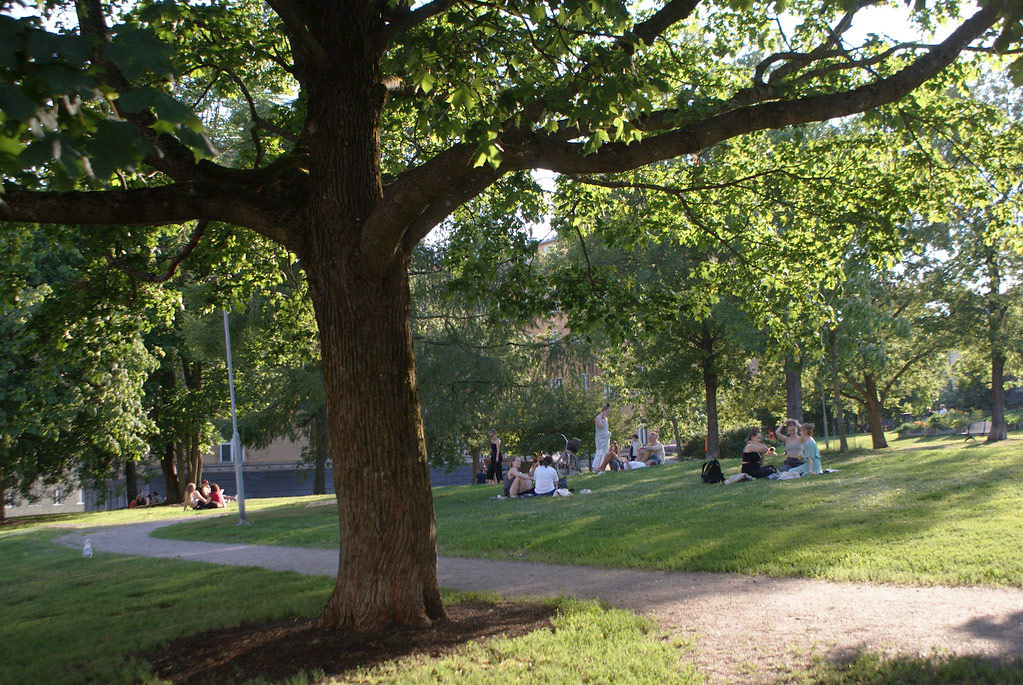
(151, 440), (1023, 587)
(0, 495), (335, 538)
(334, 599), (703, 684)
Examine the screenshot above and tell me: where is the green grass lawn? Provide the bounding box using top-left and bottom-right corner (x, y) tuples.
(0, 529), (702, 684)
(153, 437), (1023, 587)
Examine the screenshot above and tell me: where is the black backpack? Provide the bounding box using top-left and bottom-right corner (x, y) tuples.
(701, 459), (725, 484)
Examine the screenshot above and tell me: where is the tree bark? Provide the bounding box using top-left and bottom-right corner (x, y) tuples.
(784, 354), (803, 422)
(470, 445), (482, 484)
(186, 431), (203, 488)
(295, 44), (445, 630)
(985, 249), (1008, 443)
(174, 441), (187, 498)
(670, 416), (682, 460)
(828, 330), (849, 452)
(987, 350), (1008, 443)
(125, 459), (138, 501)
(863, 373), (889, 449)
(307, 254), (445, 631)
(159, 443), (181, 504)
(700, 326), (720, 459)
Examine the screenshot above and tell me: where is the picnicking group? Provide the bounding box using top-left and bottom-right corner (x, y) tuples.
(479, 406), (827, 496)
(182, 480), (238, 510)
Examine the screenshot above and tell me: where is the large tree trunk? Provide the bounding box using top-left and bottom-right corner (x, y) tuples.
(828, 329), (848, 452)
(125, 459), (138, 501)
(700, 326), (720, 459)
(307, 256), (445, 632)
(186, 431), (202, 488)
(785, 354), (803, 422)
(985, 249), (1008, 443)
(159, 443), (181, 504)
(670, 416), (682, 461)
(298, 46), (445, 632)
(470, 445), (482, 484)
(987, 350), (1008, 443)
(863, 373), (889, 449)
(174, 441), (187, 498)
(313, 429), (328, 496)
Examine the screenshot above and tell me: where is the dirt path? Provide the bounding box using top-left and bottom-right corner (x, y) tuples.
(57, 521), (1023, 683)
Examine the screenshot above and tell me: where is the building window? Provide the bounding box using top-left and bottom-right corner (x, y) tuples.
(220, 442), (233, 462)
(550, 377), (563, 389)
(54, 488), (63, 505)
(580, 373), (590, 390)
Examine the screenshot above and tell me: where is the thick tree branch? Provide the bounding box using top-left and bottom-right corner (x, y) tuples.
(507, 5), (998, 175)
(105, 220), (209, 283)
(626, 0), (701, 53)
(381, 0), (461, 42)
(74, 0), (244, 184)
(0, 183), (286, 245)
(265, 0), (327, 63)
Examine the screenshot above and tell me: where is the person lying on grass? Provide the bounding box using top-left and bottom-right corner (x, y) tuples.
(741, 428), (778, 479)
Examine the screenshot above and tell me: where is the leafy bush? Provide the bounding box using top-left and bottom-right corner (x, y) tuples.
(679, 426), (752, 459)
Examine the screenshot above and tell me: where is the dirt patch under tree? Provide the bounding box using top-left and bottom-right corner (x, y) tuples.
(146, 600), (556, 683)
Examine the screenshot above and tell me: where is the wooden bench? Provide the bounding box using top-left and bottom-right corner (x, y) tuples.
(959, 421), (991, 441)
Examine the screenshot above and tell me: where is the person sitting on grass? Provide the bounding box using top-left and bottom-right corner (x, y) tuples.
(207, 483), (227, 508)
(776, 419), (805, 471)
(532, 455), (558, 496)
(800, 423), (823, 475)
(502, 457), (535, 497)
(183, 482), (208, 511)
(150, 491), (162, 505)
(638, 432), (666, 466)
(741, 428), (778, 479)
(596, 440), (626, 472)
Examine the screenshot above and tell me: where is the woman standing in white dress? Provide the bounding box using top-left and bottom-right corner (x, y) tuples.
(593, 403), (611, 470)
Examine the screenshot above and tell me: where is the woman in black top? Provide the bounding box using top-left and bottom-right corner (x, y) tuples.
(741, 428), (777, 478)
(486, 429), (503, 484)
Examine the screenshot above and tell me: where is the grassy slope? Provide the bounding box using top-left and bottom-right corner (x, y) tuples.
(154, 436), (1023, 587)
(0, 530), (701, 684)
(0, 529), (334, 683)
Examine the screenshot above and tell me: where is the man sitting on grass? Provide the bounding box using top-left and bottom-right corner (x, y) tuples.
(638, 432), (666, 466)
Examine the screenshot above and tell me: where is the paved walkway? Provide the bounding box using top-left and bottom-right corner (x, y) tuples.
(57, 520), (1023, 683)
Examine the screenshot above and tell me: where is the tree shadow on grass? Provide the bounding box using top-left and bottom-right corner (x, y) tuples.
(145, 600), (556, 684)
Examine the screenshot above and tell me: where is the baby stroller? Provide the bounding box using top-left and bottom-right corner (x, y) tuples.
(553, 434), (583, 478)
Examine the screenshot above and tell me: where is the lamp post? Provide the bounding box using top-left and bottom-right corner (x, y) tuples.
(223, 309), (249, 525)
